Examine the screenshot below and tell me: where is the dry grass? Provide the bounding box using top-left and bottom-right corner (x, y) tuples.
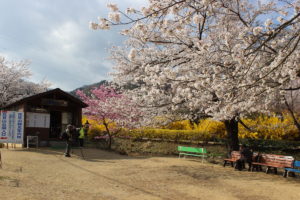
(0, 148), (299, 200)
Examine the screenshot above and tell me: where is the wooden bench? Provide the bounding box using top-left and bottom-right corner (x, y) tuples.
(223, 151), (241, 167)
(284, 161), (300, 177)
(224, 151), (258, 170)
(251, 154), (294, 174)
(178, 146), (207, 162)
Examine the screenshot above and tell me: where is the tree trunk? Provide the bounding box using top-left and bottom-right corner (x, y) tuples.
(103, 120), (112, 150)
(107, 133), (112, 150)
(224, 118), (240, 152)
(284, 98), (300, 140)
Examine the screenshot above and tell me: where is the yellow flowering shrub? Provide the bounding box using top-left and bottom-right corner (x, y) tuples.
(239, 113), (299, 140)
(117, 128), (213, 141)
(82, 116), (120, 139)
(82, 116), (106, 139)
(84, 113), (300, 141)
(117, 119), (225, 141)
(194, 119), (226, 138)
(166, 120), (194, 130)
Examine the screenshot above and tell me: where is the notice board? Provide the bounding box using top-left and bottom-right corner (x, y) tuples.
(26, 112), (50, 128)
(0, 111), (24, 144)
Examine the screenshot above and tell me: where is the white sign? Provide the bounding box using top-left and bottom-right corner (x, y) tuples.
(26, 112), (50, 128)
(62, 112), (72, 124)
(0, 111), (24, 144)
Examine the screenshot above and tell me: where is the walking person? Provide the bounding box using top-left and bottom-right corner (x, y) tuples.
(61, 124), (76, 157)
(78, 123), (89, 148)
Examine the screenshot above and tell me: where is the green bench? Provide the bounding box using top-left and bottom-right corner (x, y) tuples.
(178, 146), (207, 162)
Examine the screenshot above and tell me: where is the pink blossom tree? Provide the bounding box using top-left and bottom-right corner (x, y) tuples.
(91, 0), (300, 151)
(76, 85), (143, 149)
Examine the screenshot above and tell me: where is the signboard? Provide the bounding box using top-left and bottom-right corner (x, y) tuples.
(41, 98), (68, 107)
(15, 112), (24, 144)
(26, 112), (50, 128)
(8, 111), (15, 142)
(0, 111), (24, 144)
(0, 111), (8, 142)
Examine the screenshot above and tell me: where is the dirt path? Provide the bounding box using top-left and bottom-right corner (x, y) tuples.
(0, 148), (299, 200)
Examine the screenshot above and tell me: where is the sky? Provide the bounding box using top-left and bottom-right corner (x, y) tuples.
(0, 0), (146, 91)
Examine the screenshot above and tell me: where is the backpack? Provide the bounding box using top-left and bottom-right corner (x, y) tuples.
(60, 131), (69, 141)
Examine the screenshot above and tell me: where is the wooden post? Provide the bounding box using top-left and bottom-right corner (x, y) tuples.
(0, 151), (2, 169)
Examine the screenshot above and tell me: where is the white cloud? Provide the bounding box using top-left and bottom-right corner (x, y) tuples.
(0, 0), (148, 91)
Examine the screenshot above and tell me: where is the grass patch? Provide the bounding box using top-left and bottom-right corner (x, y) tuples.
(0, 176), (10, 180)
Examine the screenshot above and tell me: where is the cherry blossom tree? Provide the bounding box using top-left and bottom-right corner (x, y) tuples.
(281, 80), (300, 139)
(92, 0), (300, 150)
(0, 56), (49, 107)
(76, 85), (143, 149)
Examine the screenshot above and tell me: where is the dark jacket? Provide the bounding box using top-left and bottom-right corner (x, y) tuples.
(241, 148), (253, 162)
(61, 129), (76, 141)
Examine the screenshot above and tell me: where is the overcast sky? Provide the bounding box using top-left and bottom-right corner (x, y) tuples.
(0, 0), (146, 91)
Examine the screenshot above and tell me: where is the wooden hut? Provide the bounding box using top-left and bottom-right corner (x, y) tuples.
(1, 88), (88, 146)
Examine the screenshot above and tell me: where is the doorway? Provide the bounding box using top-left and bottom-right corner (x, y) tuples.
(50, 111), (62, 138)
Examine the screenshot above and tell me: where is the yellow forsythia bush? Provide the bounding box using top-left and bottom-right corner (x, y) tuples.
(117, 128), (213, 141)
(239, 113), (299, 140)
(194, 119), (226, 138)
(82, 116), (106, 139)
(166, 120), (194, 130)
(117, 118), (226, 141)
(166, 119), (226, 137)
(84, 113), (300, 141)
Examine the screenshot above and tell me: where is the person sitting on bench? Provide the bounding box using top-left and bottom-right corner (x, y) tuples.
(236, 145), (253, 171)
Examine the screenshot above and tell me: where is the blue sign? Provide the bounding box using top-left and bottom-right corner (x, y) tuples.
(1, 111), (8, 140)
(0, 111), (24, 144)
(16, 112), (24, 142)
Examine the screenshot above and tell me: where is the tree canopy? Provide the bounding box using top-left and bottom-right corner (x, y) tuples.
(92, 0), (300, 150)
(92, 0), (300, 118)
(0, 56), (49, 107)
(76, 85), (143, 148)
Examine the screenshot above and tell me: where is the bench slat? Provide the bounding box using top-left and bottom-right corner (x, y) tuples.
(179, 153), (207, 157)
(178, 146), (208, 163)
(178, 146), (207, 154)
(285, 168), (300, 173)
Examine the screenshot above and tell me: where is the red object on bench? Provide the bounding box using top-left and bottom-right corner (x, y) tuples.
(251, 154), (294, 174)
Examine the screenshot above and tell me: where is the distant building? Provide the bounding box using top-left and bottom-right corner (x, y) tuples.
(1, 88), (88, 145)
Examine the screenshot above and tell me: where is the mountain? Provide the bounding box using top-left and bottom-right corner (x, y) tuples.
(70, 80), (110, 97)
(70, 80), (139, 98)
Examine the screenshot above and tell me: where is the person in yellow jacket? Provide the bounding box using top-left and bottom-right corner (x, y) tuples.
(78, 124), (89, 147)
